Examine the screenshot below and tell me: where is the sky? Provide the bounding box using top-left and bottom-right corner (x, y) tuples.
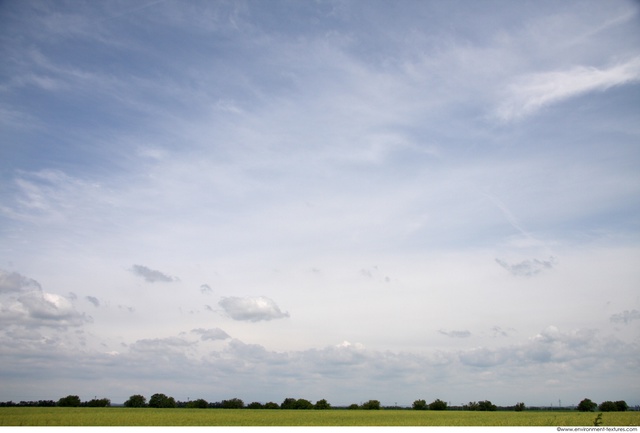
(0, 0), (639, 408)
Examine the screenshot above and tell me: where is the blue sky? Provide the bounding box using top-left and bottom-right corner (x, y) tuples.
(1, 0), (639, 407)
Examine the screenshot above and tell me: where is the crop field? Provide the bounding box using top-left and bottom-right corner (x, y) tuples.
(1, 408), (639, 426)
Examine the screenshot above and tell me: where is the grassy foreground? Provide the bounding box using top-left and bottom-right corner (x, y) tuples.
(1, 408), (639, 426)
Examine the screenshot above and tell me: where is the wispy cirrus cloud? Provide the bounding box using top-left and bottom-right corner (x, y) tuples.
(495, 57), (640, 121)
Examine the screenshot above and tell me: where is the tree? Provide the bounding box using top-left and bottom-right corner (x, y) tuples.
(464, 401), (479, 411)
(221, 398), (244, 409)
(264, 402), (280, 409)
(361, 400), (381, 410)
(149, 393), (176, 408)
(186, 398), (208, 409)
(124, 394), (147, 408)
(578, 398), (597, 412)
(347, 403), (359, 410)
(57, 395), (81, 407)
(429, 399), (448, 410)
(314, 399), (331, 410)
(614, 401), (628, 412)
(281, 398), (297, 409)
(599, 401), (617, 412)
(85, 398), (110, 407)
(412, 399), (427, 410)
(477, 400), (497, 411)
(294, 399), (313, 409)
(514, 402), (525, 412)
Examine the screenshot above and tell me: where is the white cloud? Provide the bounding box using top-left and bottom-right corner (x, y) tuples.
(219, 296), (289, 322)
(495, 57), (640, 121)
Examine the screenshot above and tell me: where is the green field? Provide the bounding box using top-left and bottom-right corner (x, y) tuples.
(1, 408), (639, 426)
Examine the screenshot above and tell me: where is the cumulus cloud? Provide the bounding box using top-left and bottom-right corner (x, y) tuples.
(0, 269), (88, 329)
(495, 57), (640, 121)
(219, 296), (289, 322)
(1, 291), (88, 329)
(191, 327), (230, 341)
(438, 329), (471, 338)
(610, 309), (640, 325)
(495, 257), (555, 277)
(200, 284), (213, 294)
(0, 269), (41, 293)
(130, 264), (178, 283)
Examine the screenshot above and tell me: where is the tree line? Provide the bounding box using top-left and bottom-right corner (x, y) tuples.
(577, 398), (629, 412)
(0, 395), (631, 412)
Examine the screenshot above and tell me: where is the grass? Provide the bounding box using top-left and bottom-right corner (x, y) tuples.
(1, 407), (639, 426)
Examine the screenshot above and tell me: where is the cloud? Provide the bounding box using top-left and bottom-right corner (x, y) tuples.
(0, 269), (88, 329)
(86, 296), (100, 307)
(1, 291), (88, 329)
(495, 257), (555, 277)
(495, 57), (640, 121)
(191, 327), (230, 341)
(438, 329), (471, 338)
(219, 296), (289, 322)
(0, 270), (41, 293)
(610, 309), (640, 325)
(200, 284), (213, 294)
(130, 265), (178, 283)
